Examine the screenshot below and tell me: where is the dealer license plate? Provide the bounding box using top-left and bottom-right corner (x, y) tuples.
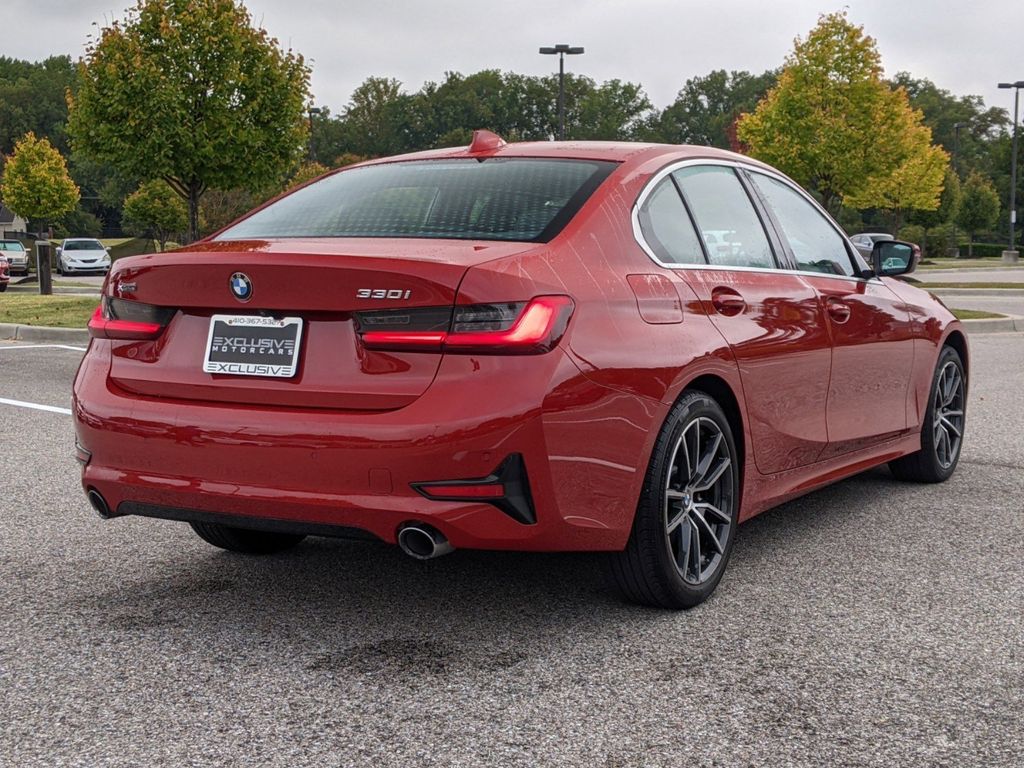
(203, 315), (303, 378)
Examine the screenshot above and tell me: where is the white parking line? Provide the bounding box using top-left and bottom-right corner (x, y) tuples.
(0, 344), (87, 352)
(0, 397), (72, 416)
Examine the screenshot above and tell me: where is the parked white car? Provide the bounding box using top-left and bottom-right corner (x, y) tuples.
(56, 238), (111, 274)
(0, 239), (30, 275)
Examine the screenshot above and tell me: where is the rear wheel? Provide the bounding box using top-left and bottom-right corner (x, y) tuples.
(889, 345), (966, 482)
(607, 391), (740, 609)
(189, 521), (306, 554)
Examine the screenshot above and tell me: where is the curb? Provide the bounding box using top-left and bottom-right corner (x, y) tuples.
(927, 287), (1024, 296)
(0, 323), (90, 344)
(959, 315), (1024, 334)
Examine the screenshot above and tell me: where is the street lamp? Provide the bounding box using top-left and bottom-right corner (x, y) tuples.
(998, 81), (1024, 261)
(950, 122), (967, 257)
(539, 44), (584, 141)
(308, 106), (322, 162)
(952, 121), (966, 176)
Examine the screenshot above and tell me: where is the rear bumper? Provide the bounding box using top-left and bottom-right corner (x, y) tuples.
(74, 340), (660, 551)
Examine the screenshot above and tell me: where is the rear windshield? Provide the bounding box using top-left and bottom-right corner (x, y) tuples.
(64, 240), (104, 251)
(215, 158), (616, 243)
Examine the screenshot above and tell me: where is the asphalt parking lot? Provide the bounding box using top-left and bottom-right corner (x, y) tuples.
(1, 338), (1022, 767)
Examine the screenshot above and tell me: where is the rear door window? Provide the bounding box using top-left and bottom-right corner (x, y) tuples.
(672, 166), (776, 269)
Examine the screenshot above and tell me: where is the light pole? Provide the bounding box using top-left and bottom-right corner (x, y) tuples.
(308, 106), (322, 162)
(951, 121), (966, 257)
(539, 44), (584, 141)
(998, 81), (1024, 261)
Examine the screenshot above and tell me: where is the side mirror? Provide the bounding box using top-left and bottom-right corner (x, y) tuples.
(871, 240), (919, 277)
(55, 247), (62, 256)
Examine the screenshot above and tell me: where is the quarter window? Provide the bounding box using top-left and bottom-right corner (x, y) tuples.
(750, 173), (855, 277)
(673, 166), (775, 269)
(636, 179), (706, 265)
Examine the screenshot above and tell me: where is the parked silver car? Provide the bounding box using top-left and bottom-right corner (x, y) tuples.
(0, 239), (29, 275)
(850, 232), (894, 259)
(56, 238), (111, 274)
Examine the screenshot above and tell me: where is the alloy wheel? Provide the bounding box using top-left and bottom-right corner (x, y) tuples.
(933, 361), (965, 469)
(664, 416), (735, 585)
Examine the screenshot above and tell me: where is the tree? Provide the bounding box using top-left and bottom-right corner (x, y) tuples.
(283, 161), (329, 192)
(737, 13), (936, 214)
(955, 172), (1000, 256)
(574, 79), (653, 141)
(647, 69), (777, 148)
(0, 56), (77, 156)
(892, 73), (1008, 177)
(845, 118), (949, 232)
(68, 0), (311, 242)
(122, 180), (188, 250)
(60, 208), (103, 238)
(0, 131), (79, 231)
(336, 77), (411, 157)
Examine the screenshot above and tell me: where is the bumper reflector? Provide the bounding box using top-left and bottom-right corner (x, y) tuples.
(411, 454), (535, 525)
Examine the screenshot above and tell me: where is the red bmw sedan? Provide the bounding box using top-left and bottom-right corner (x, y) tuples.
(73, 132), (968, 608)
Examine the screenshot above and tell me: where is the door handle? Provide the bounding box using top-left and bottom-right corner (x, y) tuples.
(711, 288), (745, 316)
(826, 298), (851, 324)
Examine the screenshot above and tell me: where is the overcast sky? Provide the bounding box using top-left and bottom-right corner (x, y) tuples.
(6, 0), (1023, 116)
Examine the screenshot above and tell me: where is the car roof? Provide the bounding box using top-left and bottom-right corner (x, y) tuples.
(63, 238), (104, 243)
(354, 139), (777, 175)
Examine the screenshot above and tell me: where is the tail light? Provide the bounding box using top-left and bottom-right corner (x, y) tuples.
(357, 295), (574, 355)
(88, 297), (175, 340)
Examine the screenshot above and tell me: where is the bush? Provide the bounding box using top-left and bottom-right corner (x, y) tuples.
(898, 224), (925, 248)
(925, 223), (958, 259)
(56, 208), (102, 238)
(962, 242), (1011, 259)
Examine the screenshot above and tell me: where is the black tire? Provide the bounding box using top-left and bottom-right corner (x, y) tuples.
(189, 521), (305, 554)
(0, 283), (6, 292)
(606, 390), (740, 609)
(889, 345), (967, 483)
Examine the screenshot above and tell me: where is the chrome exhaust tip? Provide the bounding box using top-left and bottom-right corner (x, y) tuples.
(397, 524), (454, 560)
(87, 488), (113, 519)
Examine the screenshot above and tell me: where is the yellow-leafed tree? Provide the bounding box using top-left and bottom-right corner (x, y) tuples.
(738, 12), (947, 219)
(0, 132), (80, 230)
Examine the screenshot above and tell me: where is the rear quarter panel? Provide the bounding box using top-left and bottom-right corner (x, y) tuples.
(456, 160), (752, 538)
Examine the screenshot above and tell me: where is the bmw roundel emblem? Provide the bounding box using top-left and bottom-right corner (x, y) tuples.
(229, 272), (253, 302)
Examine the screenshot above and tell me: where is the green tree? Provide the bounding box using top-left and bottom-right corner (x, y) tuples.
(0, 56), (78, 156)
(574, 79), (652, 141)
(955, 171), (1000, 256)
(845, 117), (949, 232)
(68, 0), (311, 242)
(59, 208), (103, 238)
(122, 180), (188, 251)
(737, 13), (935, 214)
(647, 69), (777, 148)
(0, 131), (79, 231)
(336, 77), (411, 157)
(892, 73), (1008, 177)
